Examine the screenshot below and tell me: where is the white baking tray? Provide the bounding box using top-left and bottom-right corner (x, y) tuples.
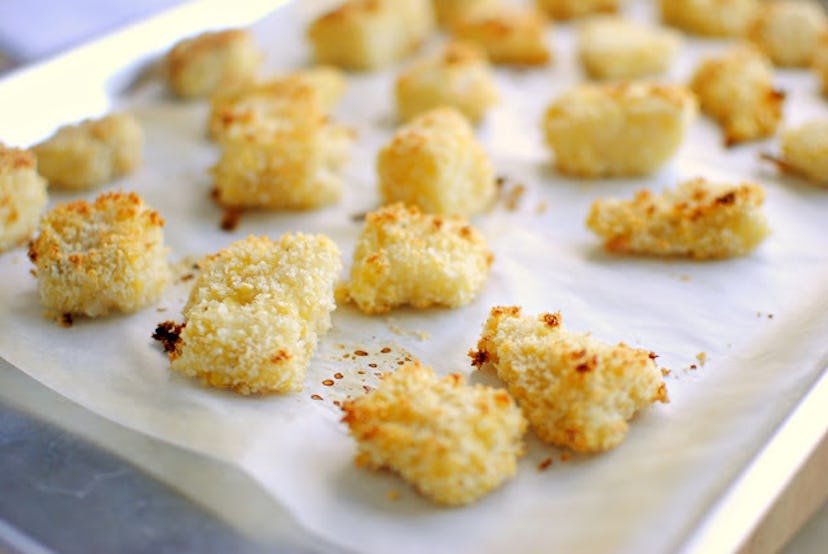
(1, 1), (826, 552)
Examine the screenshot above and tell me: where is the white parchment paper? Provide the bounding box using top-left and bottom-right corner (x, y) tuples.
(1, 1), (827, 552)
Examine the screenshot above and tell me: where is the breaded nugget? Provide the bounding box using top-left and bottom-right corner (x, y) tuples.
(747, 0), (828, 68)
(166, 28), (261, 99)
(208, 67), (346, 142)
(587, 177), (771, 259)
(433, 0), (501, 27)
(0, 145), (47, 252)
(33, 113), (143, 190)
(536, 0), (620, 20)
(542, 82), (696, 178)
(577, 16), (682, 80)
(340, 203), (493, 315)
(690, 45), (784, 147)
(814, 34), (828, 97)
(450, 6), (551, 66)
(395, 41), (498, 124)
(765, 120), (828, 186)
(659, 0), (759, 37)
(307, 0), (435, 71)
(28, 191), (169, 323)
(341, 360), (527, 505)
(157, 234), (341, 395)
(471, 306), (668, 453)
(378, 107), (495, 216)
(212, 80), (353, 210)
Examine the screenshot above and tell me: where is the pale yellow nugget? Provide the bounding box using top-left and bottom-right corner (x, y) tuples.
(212, 80), (352, 210)
(578, 16), (682, 80)
(33, 113), (143, 191)
(158, 234), (341, 395)
(690, 45), (785, 147)
(536, 0), (620, 20)
(747, 0), (828, 68)
(471, 306), (668, 453)
(769, 120), (828, 186)
(28, 191), (170, 323)
(342, 360), (527, 506)
(166, 29), (261, 99)
(378, 107), (495, 216)
(208, 67), (346, 142)
(396, 41), (498, 124)
(307, 0), (435, 71)
(659, 0), (759, 37)
(340, 203), (493, 315)
(432, 0), (501, 27)
(450, 6), (551, 66)
(0, 145), (47, 252)
(587, 177), (771, 259)
(543, 82), (696, 178)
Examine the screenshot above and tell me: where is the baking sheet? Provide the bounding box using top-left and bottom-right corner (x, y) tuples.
(1, 1), (828, 552)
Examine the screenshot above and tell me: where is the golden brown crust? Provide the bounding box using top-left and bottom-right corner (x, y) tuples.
(28, 191), (169, 321)
(340, 203), (493, 314)
(450, 6), (551, 66)
(659, 0), (759, 37)
(690, 45), (784, 146)
(341, 360), (527, 505)
(587, 177), (771, 259)
(536, 0), (620, 20)
(471, 307), (668, 452)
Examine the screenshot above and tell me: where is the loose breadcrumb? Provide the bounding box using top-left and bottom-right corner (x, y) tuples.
(586, 177), (771, 259)
(395, 41), (499, 124)
(378, 107), (496, 216)
(577, 16), (682, 80)
(340, 203), (493, 315)
(166, 28), (261, 98)
(450, 6), (551, 66)
(747, 0), (828, 68)
(28, 191), (170, 321)
(433, 0), (501, 27)
(211, 79), (353, 210)
(659, 0), (759, 37)
(208, 67), (346, 142)
(542, 82), (696, 177)
(471, 306), (668, 453)
(0, 145), (47, 252)
(33, 113), (143, 190)
(341, 361), (527, 506)
(536, 0), (620, 20)
(767, 119), (828, 186)
(690, 45), (784, 146)
(307, 0), (435, 71)
(160, 234), (341, 395)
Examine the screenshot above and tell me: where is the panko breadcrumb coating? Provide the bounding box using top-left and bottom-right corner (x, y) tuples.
(747, 0), (828, 68)
(577, 16), (682, 80)
(395, 41), (499, 124)
(542, 82), (696, 178)
(28, 191), (169, 322)
(208, 67), (346, 142)
(33, 113), (143, 190)
(158, 234), (341, 395)
(450, 6), (551, 66)
(212, 80), (353, 210)
(536, 0), (620, 20)
(659, 0), (759, 37)
(432, 0), (501, 27)
(471, 306), (668, 453)
(378, 107), (495, 216)
(307, 0), (435, 71)
(341, 361), (527, 505)
(586, 177), (771, 259)
(690, 45), (784, 147)
(339, 203), (493, 315)
(166, 29), (261, 99)
(0, 145), (47, 252)
(766, 120), (828, 186)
